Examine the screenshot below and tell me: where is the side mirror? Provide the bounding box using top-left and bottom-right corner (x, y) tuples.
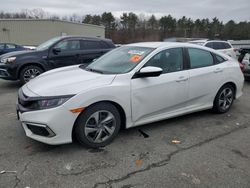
(133, 66), (163, 78)
(52, 47), (61, 54)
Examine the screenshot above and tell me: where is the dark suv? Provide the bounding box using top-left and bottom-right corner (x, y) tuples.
(0, 36), (115, 84)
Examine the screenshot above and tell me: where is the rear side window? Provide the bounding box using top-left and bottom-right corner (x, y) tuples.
(83, 41), (102, 49)
(223, 42), (232, 49)
(100, 41), (109, 48)
(100, 41), (113, 48)
(213, 42), (224, 50)
(188, 48), (214, 68)
(205, 42), (213, 49)
(16, 45), (23, 49)
(215, 54), (226, 63)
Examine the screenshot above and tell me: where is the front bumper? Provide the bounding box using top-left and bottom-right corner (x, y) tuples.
(17, 105), (79, 145)
(0, 64), (17, 80)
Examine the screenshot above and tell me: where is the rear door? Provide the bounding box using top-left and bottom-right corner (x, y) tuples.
(186, 48), (226, 108)
(48, 39), (82, 68)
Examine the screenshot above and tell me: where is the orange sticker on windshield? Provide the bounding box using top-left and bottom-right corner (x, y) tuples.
(129, 55), (142, 63)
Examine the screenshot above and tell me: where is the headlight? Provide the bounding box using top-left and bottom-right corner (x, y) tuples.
(1, 57), (16, 64)
(29, 96), (72, 110)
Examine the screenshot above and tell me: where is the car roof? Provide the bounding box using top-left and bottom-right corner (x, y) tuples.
(125, 42), (230, 59)
(190, 39), (208, 43)
(58, 35), (112, 42)
(191, 39), (230, 44)
(126, 42), (210, 49)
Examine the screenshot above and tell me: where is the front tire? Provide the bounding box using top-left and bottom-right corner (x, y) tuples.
(74, 102), (121, 148)
(19, 65), (43, 84)
(213, 84), (235, 113)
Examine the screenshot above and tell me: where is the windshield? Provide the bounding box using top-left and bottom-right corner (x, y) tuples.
(36, 37), (62, 51)
(85, 46), (154, 74)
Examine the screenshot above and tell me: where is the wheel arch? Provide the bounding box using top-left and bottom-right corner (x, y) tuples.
(214, 81), (237, 102)
(71, 100), (127, 141)
(17, 63), (46, 79)
(221, 82), (237, 98)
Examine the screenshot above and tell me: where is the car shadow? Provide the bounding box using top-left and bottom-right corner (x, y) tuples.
(26, 110), (214, 154)
(0, 80), (22, 90)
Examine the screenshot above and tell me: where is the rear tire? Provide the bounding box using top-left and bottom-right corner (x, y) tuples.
(19, 65), (43, 84)
(74, 102), (121, 148)
(213, 84), (235, 114)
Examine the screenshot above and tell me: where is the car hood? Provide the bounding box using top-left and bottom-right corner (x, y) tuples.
(25, 65), (116, 96)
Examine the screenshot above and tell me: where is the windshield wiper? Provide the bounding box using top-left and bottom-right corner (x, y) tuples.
(84, 67), (103, 74)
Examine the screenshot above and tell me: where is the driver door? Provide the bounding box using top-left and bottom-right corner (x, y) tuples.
(48, 39), (82, 68)
(131, 48), (189, 124)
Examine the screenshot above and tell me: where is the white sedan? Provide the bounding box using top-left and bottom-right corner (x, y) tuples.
(17, 42), (244, 148)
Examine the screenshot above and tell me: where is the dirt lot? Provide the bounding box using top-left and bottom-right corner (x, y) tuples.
(0, 80), (250, 188)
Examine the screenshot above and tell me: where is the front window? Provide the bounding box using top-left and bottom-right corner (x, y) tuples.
(36, 37), (62, 51)
(144, 48), (183, 73)
(85, 46), (154, 74)
(54, 40), (81, 51)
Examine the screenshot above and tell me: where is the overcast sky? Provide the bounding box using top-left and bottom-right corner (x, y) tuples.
(1, 0), (250, 22)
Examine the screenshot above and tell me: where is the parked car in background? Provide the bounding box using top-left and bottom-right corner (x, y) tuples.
(0, 43), (27, 55)
(17, 42), (244, 148)
(0, 36), (115, 84)
(23, 46), (37, 50)
(189, 39), (237, 59)
(238, 48), (250, 80)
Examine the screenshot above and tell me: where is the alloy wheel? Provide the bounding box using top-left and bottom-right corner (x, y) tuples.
(23, 68), (41, 83)
(84, 110), (116, 143)
(218, 88), (233, 111)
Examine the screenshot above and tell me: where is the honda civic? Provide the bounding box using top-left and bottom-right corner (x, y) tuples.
(17, 42), (244, 148)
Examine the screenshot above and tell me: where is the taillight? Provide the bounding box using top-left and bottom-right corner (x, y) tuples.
(239, 62), (245, 72)
(233, 48), (238, 52)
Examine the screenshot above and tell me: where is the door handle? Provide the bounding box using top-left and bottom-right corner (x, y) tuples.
(214, 68), (223, 73)
(176, 76), (188, 82)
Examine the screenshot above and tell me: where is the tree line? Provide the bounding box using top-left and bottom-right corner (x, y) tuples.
(0, 9), (250, 43)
